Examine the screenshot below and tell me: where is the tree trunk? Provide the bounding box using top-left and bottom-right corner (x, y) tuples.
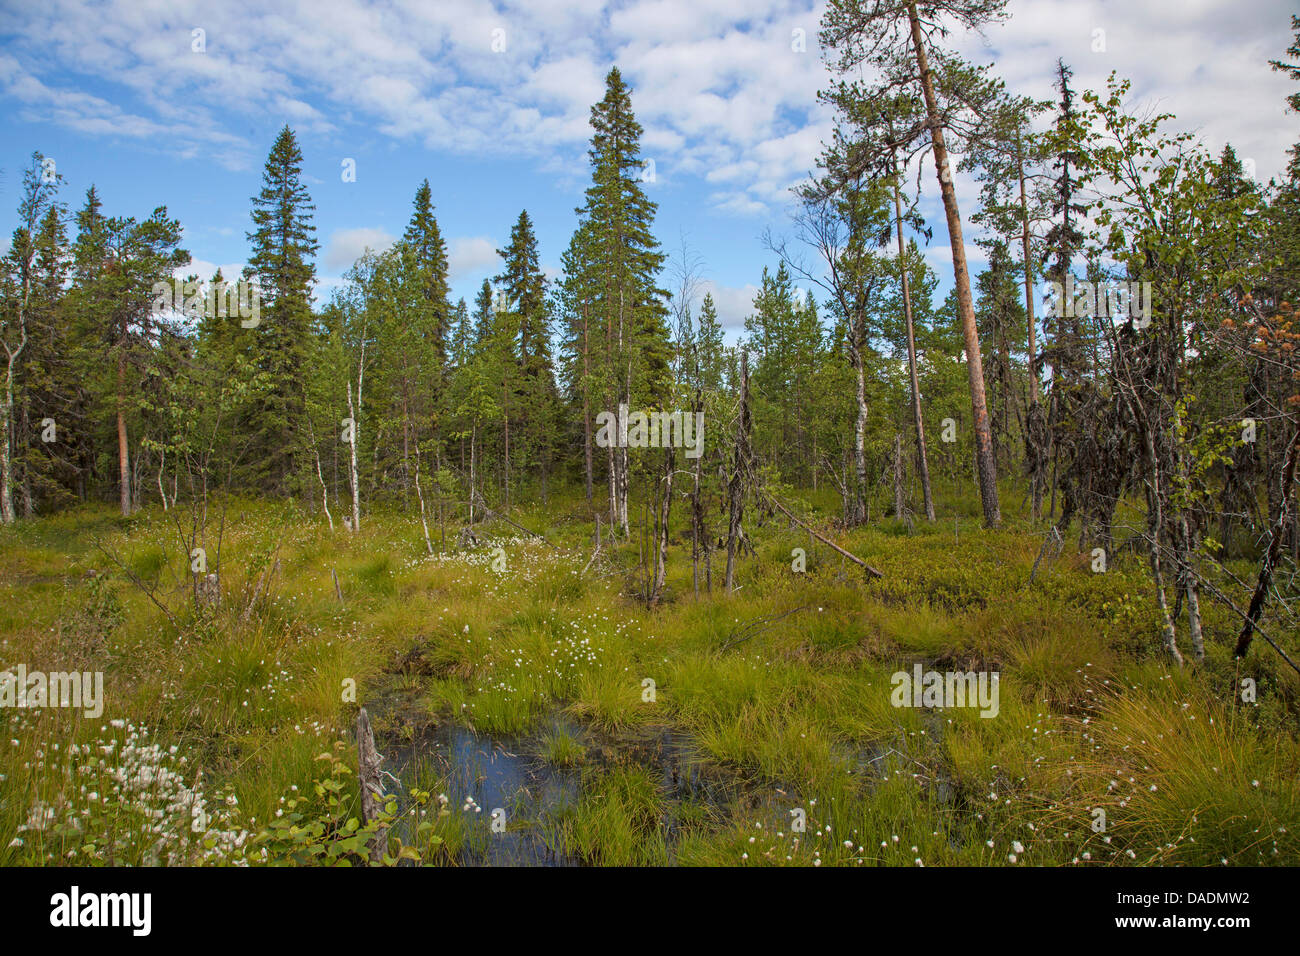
(356, 708), (388, 865)
(502, 377), (511, 511)
(117, 349), (131, 516)
(0, 347), (19, 524)
(725, 352), (751, 591)
(315, 449), (333, 532)
(414, 444), (434, 556)
(893, 432), (906, 520)
(401, 393), (410, 506)
(607, 408), (618, 534)
(18, 394), (32, 518)
(1236, 421), (1300, 657)
(893, 171), (935, 522)
(907, 0), (1000, 527)
(1140, 420), (1183, 667)
(347, 380), (361, 532)
(1017, 139), (1038, 408)
(650, 445), (674, 606)
(851, 339), (868, 525)
(582, 308), (593, 502)
(691, 390), (704, 598)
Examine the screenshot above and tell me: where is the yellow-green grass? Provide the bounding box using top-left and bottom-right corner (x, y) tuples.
(1, 486), (1297, 866)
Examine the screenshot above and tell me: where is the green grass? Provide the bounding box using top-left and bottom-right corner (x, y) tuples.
(1, 485), (1298, 866)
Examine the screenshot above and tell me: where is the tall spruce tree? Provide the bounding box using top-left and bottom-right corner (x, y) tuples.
(1, 153), (62, 523)
(495, 209), (559, 497)
(404, 179), (451, 396)
(243, 125), (318, 493)
(579, 67), (670, 534)
(450, 298), (471, 368)
(556, 219), (600, 501)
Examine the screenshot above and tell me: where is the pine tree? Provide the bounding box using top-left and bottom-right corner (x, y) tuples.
(820, 0), (1008, 527)
(65, 186), (108, 502)
(1, 153), (65, 522)
(20, 202), (74, 513)
(69, 195), (187, 515)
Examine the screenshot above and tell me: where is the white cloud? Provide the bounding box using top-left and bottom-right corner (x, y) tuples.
(174, 258), (248, 281)
(324, 227), (396, 271)
(0, 0), (1294, 227)
(709, 190), (770, 217)
(962, 0), (1297, 184)
(0, 51), (251, 170)
(700, 278), (758, 328)
(448, 236), (500, 280)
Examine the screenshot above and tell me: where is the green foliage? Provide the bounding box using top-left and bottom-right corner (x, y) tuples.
(248, 745), (438, 866)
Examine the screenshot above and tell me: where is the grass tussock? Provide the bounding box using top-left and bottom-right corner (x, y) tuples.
(1, 490), (1297, 866)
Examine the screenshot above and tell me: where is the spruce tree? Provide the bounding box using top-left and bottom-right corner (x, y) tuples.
(495, 210), (558, 495)
(404, 179), (451, 393)
(450, 298), (471, 368)
(556, 219), (600, 500)
(580, 67), (671, 533)
(695, 292), (725, 395)
(1, 153), (64, 523)
(243, 125), (318, 493)
(472, 279), (495, 349)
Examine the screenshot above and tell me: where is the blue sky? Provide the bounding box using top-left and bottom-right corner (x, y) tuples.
(1, 0), (1296, 336)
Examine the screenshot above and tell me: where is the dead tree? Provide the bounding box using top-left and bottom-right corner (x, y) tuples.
(650, 445), (675, 606)
(892, 432), (906, 520)
(690, 390), (708, 597)
(725, 352), (752, 591)
(356, 707), (387, 865)
(413, 445), (435, 557)
(889, 145), (936, 522)
(1236, 420), (1300, 658)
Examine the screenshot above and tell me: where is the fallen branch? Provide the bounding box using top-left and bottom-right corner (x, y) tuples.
(240, 544), (282, 626)
(1236, 421), (1300, 658)
(1027, 526), (1063, 586)
(92, 539), (179, 628)
(581, 514), (604, 577)
(718, 605), (813, 652)
(755, 484), (883, 579)
(1188, 565), (1300, 679)
(471, 492), (559, 550)
(1134, 529), (1300, 680)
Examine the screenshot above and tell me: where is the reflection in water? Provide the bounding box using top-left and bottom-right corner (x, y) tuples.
(376, 713), (799, 867)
